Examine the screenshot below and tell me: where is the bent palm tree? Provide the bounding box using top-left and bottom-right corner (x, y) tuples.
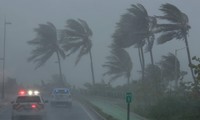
(28, 22), (65, 82)
(103, 44), (132, 85)
(112, 4), (156, 81)
(127, 4), (157, 65)
(60, 19), (95, 85)
(159, 53), (180, 82)
(156, 3), (196, 85)
(158, 52), (188, 90)
(113, 7), (145, 81)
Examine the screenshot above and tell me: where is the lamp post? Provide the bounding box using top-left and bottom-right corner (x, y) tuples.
(2, 16), (11, 99)
(174, 47), (186, 89)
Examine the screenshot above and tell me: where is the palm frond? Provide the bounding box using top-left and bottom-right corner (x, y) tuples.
(128, 4), (148, 18)
(78, 19), (93, 36)
(157, 31), (177, 44)
(103, 47), (132, 82)
(28, 22), (64, 69)
(155, 24), (181, 33)
(64, 43), (83, 57)
(155, 3), (191, 46)
(159, 3), (183, 23)
(62, 29), (85, 38)
(66, 19), (85, 35)
(27, 38), (41, 45)
(159, 53), (180, 80)
(61, 19), (93, 65)
(113, 15), (145, 48)
(34, 23), (57, 42)
(113, 4), (152, 49)
(33, 49), (54, 69)
(75, 40), (92, 65)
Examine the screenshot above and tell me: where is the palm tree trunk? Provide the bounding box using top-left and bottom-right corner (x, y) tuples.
(138, 48), (143, 69)
(184, 34), (197, 89)
(56, 51), (63, 84)
(141, 47), (145, 81)
(89, 50), (95, 85)
(147, 38), (154, 65)
(138, 48), (145, 82)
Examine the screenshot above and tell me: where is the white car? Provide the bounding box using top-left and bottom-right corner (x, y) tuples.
(50, 88), (72, 108)
(11, 90), (48, 120)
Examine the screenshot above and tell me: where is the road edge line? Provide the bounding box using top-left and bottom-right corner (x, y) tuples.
(79, 102), (107, 120)
(79, 103), (95, 120)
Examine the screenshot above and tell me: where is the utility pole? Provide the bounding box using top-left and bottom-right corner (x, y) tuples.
(2, 16), (11, 99)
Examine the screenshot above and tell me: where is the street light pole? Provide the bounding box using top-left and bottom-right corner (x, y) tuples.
(2, 16), (11, 99)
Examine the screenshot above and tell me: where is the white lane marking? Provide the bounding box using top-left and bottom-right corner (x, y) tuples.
(79, 103), (95, 120)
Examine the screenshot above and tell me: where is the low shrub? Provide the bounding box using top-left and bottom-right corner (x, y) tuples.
(148, 96), (200, 120)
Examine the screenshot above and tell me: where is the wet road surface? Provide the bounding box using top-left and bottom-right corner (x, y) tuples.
(0, 101), (97, 120)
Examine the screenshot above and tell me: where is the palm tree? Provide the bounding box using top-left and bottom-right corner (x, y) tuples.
(113, 4), (156, 81)
(159, 53), (180, 88)
(60, 19), (95, 85)
(155, 3), (196, 85)
(127, 4), (157, 65)
(28, 22), (65, 83)
(103, 44), (132, 85)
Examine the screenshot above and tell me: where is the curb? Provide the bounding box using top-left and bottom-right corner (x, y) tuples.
(88, 96), (148, 120)
(76, 96), (113, 120)
(81, 102), (106, 120)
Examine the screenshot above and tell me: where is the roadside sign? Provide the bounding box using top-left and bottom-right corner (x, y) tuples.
(126, 92), (132, 103)
(126, 92), (132, 120)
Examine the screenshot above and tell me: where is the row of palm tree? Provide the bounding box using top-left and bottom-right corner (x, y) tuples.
(105, 3), (196, 88)
(27, 3), (196, 90)
(28, 19), (95, 85)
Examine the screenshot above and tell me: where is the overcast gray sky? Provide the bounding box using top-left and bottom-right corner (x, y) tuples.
(0, 0), (199, 87)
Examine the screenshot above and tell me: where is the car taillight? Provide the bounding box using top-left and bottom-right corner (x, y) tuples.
(31, 104), (36, 108)
(18, 90), (26, 96)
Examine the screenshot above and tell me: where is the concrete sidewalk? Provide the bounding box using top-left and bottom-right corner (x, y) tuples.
(86, 96), (148, 120)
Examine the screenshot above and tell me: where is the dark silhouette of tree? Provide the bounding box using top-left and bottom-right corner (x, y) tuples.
(159, 53), (179, 81)
(28, 22), (65, 83)
(155, 3), (196, 86)
(60, 19), (95, 85)
(112, 4), (156, 81)
(103, 44), (132, 84)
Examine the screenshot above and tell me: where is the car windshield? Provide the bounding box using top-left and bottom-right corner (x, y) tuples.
(53, 89), (69, 94)
(16, 96), (41, 103)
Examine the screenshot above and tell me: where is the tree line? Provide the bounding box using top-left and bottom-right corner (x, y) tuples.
(27, 3), (198, 94)
(27, 3), (200, 120)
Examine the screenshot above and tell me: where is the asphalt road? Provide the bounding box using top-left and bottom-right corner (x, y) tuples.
(0, 101), (99, 120)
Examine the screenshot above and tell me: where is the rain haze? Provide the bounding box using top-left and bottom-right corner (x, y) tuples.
(0, 0), (199, 87)
(1, 1), (200, 120)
